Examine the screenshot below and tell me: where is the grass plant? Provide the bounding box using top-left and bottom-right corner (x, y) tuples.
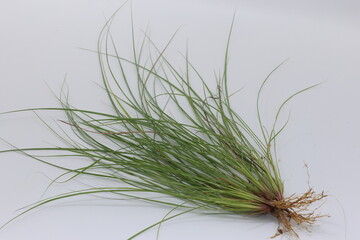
(2, 11), (326, 239)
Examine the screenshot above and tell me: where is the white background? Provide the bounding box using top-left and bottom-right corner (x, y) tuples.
(1, 0), (359, 239)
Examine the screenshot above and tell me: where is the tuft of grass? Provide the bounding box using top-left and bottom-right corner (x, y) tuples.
(1, 10), (326, 239)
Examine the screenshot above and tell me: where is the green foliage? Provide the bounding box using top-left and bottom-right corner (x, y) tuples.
(1, 11), (323, 239)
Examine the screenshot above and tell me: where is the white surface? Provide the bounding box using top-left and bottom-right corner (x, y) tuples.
(1, 0), (359, 239)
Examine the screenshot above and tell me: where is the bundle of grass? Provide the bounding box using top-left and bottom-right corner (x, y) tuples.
(2, 13), (326, 239)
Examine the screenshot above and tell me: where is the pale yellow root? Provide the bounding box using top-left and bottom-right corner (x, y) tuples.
(269, 189), (327, 238)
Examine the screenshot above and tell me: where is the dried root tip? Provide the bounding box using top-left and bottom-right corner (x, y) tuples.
(269, 189), (328, 238)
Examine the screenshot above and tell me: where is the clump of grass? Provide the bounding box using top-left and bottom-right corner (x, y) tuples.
(2, 12), (326, 239)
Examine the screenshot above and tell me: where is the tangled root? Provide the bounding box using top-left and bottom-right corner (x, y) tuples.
(269, 189), (327, 238)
